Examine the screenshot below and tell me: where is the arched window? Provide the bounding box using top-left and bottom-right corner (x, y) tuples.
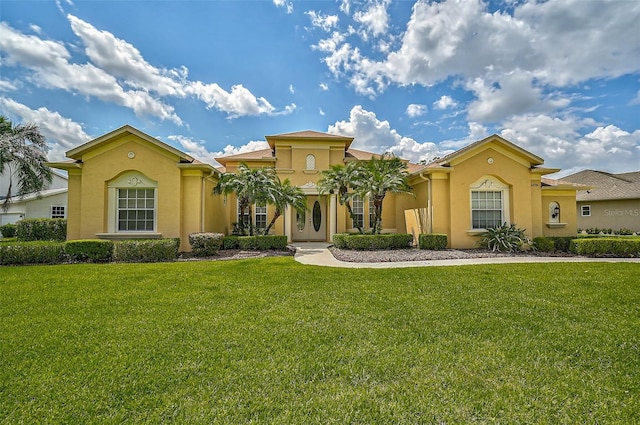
(549, 202), (560, 223)
(107, 171), (158, 233)
(469, 176), (510, 230)
(305, 154), (316, 170)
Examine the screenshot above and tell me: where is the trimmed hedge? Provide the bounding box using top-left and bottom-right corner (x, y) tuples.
(332, 233), (413, 250)
(113, 238), (180, 263)
(188, 232), (224, 256)
(0, 223), (17, 238)
(0, 241), (65, 265)
(222, 236), (241, 250)
(65, 240), (114, 262)
(532, 237), (555, 252)
(418, 233), (448, 250)
(15, 218), (67, 242)
(239, 235), (288, 250)
(570, 237), (640, 257)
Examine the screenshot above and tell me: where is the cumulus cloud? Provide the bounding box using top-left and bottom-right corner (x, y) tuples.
(306, 11), (339, 32)
(273, 0), (293, 14)
(0, 16), (294, 124)
(353, 2), (390, 38)
(168, 135), (270, 167)
(329, 105), (444, 163)
(406, 104), (427, 118)
(433, 95), (457, 110)
(0, 97), (91, 161)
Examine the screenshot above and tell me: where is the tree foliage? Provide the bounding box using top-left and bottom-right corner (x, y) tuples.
(0, 116), (52, 211)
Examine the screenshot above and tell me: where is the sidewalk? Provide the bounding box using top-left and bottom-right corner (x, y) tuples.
(291, 243), (640, 268)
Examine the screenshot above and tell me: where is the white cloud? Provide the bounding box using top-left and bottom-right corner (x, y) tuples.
(273, 0), (293, 14)
(0, 80), (18, 92)
(353, 2), (390, 38)
(29, 24), (42, 35)
(0, 17), (294, 123)
(319, 108), (325, 116)
(319, 83), (329, 91)
(329, 105), (444, 163)
(500, 114), (640, 173)
(289, 84), (295, 94)
(306, 11), (339, 32)
(0, 97), (90, 161)
(433, 95), (457, 110)
(406, 104), (427, 118)
(169, 135), (270, 167)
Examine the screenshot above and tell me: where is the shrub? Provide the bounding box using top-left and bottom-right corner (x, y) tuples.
(222, 236), (241, 250)
(570, 237), (640, 257)
(478, 223), (530, 252)
(64, 240), (114, 262)
(533, 237), (555, 252)
(418, 234), (448, 250)
(113, 238), (180, 263)
(237, 235), (288, 250)
(0, 223), (17, 238)
(0, 241), (65, 265)
(188, 233), (224, 256)
(548, 236), (575, 252)
(332, 233), (413, 250)
(15, 218), (67, 242)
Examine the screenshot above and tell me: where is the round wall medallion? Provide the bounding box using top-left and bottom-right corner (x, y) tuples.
(487, 157), (494, 164)
(127, 151), (136, 159)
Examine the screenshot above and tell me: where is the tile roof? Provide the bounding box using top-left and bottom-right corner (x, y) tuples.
(562, 170), (640, 201)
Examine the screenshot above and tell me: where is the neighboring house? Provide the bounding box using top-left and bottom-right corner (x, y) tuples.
(0, 170), (68, 225)
(49, 125), (584, 251)
(562, 170), (640, 232)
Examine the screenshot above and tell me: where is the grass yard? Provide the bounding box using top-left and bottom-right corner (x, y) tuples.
(1, 258), (639, 424)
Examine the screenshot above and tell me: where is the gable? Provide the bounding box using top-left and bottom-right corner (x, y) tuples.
(436, 134), (544, 168)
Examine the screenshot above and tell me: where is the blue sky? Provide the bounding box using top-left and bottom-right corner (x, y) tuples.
(1, 0), (639, 176)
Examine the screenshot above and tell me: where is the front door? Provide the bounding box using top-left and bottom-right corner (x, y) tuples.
(293, 196), (326, 241)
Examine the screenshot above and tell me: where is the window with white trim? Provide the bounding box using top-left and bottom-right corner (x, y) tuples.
(107, 171), (158, 234)
(117, 188), (155, 231)
(51, 205), (66, 219)
(581, 205), (591, 217)
(255, 202), (267, 229)
(352, 195), (364, 228)
(470, 176), (510, 230)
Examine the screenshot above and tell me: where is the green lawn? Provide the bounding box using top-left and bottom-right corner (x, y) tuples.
(1, 258), (639, 424)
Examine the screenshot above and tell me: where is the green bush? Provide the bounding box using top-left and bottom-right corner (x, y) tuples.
(478, 223), (531, 252)
(533, 236), (555, 252)
(332, 233), (413, 250)
(222, 236), (241, 250)
(0, 223), (17, 238)
(418, 234), (448, 250)
(237, 235), (288, 250)
(188, 233), (224, 256)
(15, 218), (67, 242)
(570, 237), (640, 257)
(0, 241), (65, 265)
(113, 238), (180, 263)
(64, 240), (114, 262)
(548, 236), (575, 252)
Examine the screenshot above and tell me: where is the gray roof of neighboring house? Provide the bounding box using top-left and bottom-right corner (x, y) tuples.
(562, 170), (640, 201)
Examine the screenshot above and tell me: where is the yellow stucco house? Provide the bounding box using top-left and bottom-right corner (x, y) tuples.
(49, 125), (582, 251)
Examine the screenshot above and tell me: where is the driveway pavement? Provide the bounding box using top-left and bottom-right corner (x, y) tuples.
(291, 243), (640, 268)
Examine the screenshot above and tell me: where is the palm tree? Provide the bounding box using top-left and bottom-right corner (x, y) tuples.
(261, 177), (306, 235)
(318, 161), (365, 234)
(0, 117), (52, 211)
(213, 163), (276, 236)
(355, 154), (412, 234)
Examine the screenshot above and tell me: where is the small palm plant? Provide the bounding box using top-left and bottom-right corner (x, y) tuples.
(479, 222), (532, 252)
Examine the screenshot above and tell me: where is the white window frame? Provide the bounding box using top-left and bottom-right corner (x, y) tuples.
(581, 205), (591, 217)
(255, 202), (267, 230)
(469, 176), (510, 230)
(117, 188), (156, 232)
(107, 171), (158, 233)
(352, 195), (364, 229)
(50, 205), (66, 219)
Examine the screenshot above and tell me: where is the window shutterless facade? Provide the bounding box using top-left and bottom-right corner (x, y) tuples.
(469, 176), (510, 230)
(581, 205), (591, 217)
(352, 195), (364, 228)
(255, 202), (267, 229)
(117, 188), (155, 231)
(50, 205), (66, 219)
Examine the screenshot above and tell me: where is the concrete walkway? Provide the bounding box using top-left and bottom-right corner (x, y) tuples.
(291, 242), (640, 268)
